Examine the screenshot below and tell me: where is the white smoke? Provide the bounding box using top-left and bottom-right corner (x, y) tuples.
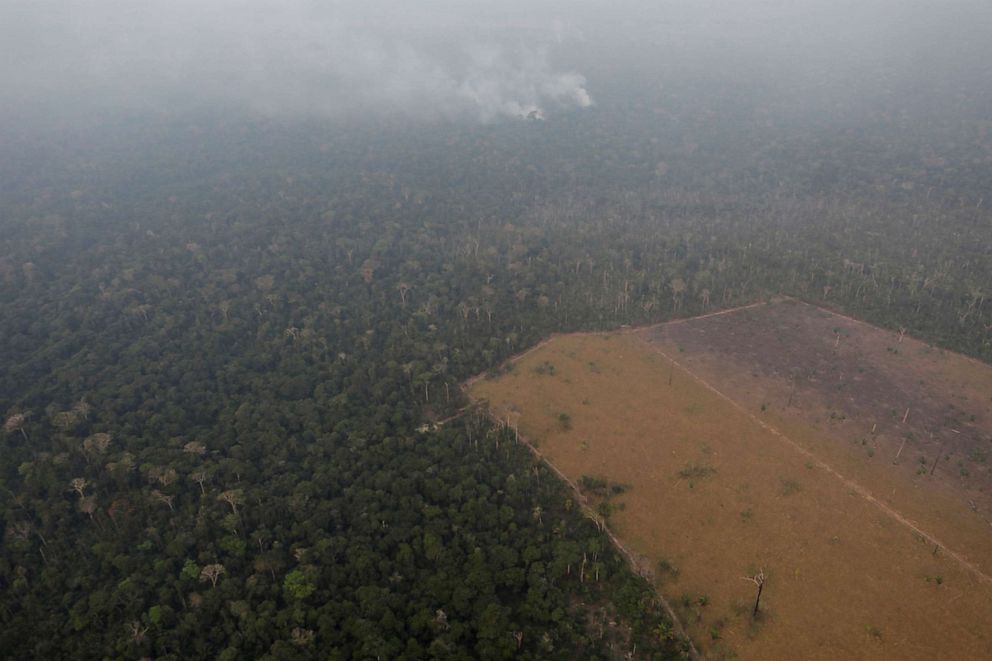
(243, 37), (592, 122)
(454, 47), (593, 121)
(0, 0), (594, 123)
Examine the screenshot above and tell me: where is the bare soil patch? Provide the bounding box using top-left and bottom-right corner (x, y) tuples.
(643, 299), (992, 574)
(468, 301), (992, 659)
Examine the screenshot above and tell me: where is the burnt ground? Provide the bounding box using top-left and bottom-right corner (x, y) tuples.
(642, 298), (992, 569)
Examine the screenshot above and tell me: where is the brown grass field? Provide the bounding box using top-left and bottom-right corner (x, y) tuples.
(468, 300), (992, 659)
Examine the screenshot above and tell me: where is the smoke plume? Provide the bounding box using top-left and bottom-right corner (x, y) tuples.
(0, 0), (593, 122)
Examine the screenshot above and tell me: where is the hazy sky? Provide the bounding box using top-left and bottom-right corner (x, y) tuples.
(2, 0), (990, 124)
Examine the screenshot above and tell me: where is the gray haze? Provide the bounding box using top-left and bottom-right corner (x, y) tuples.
(2, 0), (990, 124)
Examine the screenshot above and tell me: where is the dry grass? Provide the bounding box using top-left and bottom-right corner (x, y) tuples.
(469, 303), (992, 660)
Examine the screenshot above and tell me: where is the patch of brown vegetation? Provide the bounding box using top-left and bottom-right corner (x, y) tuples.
(468, 302), (992, 659)
(644, 300), (992, 574)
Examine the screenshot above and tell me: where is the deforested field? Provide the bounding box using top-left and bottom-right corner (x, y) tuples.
(468, 300), (992, 660)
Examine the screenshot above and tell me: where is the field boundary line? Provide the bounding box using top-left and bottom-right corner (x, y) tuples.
(455, 397), (702, 659)
(788, 298), (992, 370)
(519, 428), (703, 659)
(513, 426), (702, 660)
(461, 300), (772, 394)
(698, 295), (991, 370)
(464, 295), (989, 402)
(655, 300), (768, 326)
(643, 341), (992, 588)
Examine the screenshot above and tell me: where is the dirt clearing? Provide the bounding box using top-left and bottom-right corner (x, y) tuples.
(468, 301), (992, 659)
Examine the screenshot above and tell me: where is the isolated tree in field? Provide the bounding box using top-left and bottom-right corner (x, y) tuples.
(743, 569), (766, 617)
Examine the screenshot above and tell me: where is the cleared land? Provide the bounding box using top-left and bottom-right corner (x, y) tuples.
(468, 300), (992, 660)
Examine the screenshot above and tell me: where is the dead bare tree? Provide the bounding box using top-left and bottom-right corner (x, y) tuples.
(397, 282), (412, 307)
(69, 477), (89, 498)
(151, 490), (175, 512)
(3, 413), (28, 440)
(199, 563), (225, 588)
(670, 277), (687, 312)
(126, 621), (148, 644)
(183, 441), (207, 456)
(743, 569), (766, 617)
(930, 435), (948, 476)
(218, 489), (244, 516)
(190, 471), (208, 496)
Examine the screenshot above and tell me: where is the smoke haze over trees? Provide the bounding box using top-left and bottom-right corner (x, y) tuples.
(2, 0), (989, 123)
(1, 1), (991, 658)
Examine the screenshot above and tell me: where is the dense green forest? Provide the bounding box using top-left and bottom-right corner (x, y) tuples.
(1, 66), (990, 660)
